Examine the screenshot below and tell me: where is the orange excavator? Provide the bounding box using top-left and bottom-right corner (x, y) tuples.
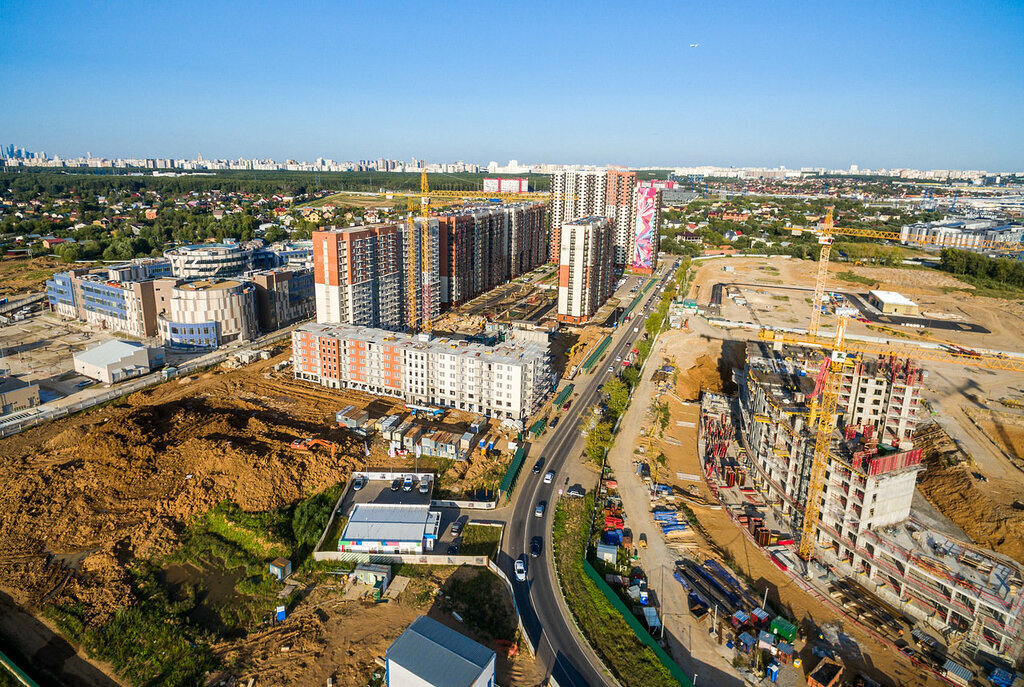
(290, 438), (339, 461)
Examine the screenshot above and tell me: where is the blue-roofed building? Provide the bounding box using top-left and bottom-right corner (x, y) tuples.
(385, 615), (496, 687)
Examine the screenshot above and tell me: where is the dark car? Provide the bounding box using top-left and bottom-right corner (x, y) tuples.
(450, 520), (463, 536)
(532, 458), (544, 474)
(530, 536), (542, 558)
(390, 478), (402, 491)
(448, 541), (461, 555)
(550, 417), (559, 428)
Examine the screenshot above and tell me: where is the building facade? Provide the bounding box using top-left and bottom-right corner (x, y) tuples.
(164, 239), (261, 278)
(630, 186), (662, 275)
(0, 375), (40, 415)
(605, 169), (638, 268)
(45, 261), (168, 338)
(556, 217), (614, 324)
(549, 170), (608, 262)
(156, 278), (258, 349)
(292, 323), (553, 420)
(313, 225), (404, 330)
(250, 267), (315, 331)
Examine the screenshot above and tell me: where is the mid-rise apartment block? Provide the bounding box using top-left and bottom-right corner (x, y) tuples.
(292, 323), (553, 420)
(556, 217), (614, 324)
(250, 267), (315, 331)
(731, 342), (1024, 660)
(313, 225), (404, 330)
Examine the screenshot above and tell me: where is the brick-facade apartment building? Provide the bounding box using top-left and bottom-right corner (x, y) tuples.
(292, 323), (553, 420)
(730, 342), (1024, 660)
(556, 217), (614, 324)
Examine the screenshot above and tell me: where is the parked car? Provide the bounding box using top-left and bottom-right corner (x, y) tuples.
(402, 475), (414, 491)
(418, 475), (431, 493)
(544, 470), (555, 484)
(550, 417), (559, 428)
(514, 559), (526, 582)
(639, 533), (648, 548)
(530, 536), (542, 558)
(562, 400), (571, 411)
(450, 521), (463, 536)
(352, 476), (365, 491)
(390, 478), (402, 491)
(448, 541), (461, 555)
(534, 501), (546, 518)
(532, 458), (544, 474)
(566, 486), (585, 498)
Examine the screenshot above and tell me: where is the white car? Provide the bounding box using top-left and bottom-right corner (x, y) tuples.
(607, 366), (614, 373)
(515, 559), (527, 582)
(544, 470), (555, 484)
(535, 501), (546, 518)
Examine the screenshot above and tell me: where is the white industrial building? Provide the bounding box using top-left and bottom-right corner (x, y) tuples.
(73, 340), (164, 384)
(386, 615), (496, 687)
(337, 503), (440, 555)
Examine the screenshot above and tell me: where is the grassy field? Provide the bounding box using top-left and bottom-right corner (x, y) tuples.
(552, 496), (678, 687)
(835, 270), (880, 288)
(460, 523), (502, 559)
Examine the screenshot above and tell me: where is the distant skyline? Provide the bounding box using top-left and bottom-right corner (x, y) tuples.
(2, 1), (1022, 170)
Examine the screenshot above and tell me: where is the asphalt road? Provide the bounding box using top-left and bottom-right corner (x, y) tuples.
(499, 267), (674, 687)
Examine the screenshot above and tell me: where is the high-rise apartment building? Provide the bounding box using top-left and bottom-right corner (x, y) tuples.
(292, 323), (553, 420)
(549, 171), (607, 262)
(403, 218), (441, 332)
(313, 225), (403, 330)
(556, 217), (614, 324)
(508, 202), (547, 276)
(605, 170), (638, 268)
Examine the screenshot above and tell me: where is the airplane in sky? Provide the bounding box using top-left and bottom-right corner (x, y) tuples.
(689, 43), (699, 48)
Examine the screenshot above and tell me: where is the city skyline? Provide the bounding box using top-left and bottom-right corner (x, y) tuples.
(1, 1), (1022, 170)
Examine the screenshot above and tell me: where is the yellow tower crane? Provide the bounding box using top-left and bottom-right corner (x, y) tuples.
(760, 322), (1024, 560)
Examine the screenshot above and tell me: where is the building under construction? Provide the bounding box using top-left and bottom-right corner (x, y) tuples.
(731, 342), (1024, 662)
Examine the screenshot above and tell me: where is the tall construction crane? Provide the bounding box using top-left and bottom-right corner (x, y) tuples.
(759, 323), (1024, 560)
(805, 207), (1023, 336)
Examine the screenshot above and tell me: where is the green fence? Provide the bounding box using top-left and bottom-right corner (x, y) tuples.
(582, 336), (612, 373)
(529, 418), (547, 439)
(622, 278), (655, 319)
(583, 561), (694, 687)
(553, 383), (575, 408)
(498, 446), (528, 500)
(0, 649), (40, 687)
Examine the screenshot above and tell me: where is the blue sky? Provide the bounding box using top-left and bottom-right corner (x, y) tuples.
(1, 1), (1022, 169)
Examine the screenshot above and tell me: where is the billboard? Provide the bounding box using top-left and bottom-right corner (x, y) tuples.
(631, 187), (658, 272)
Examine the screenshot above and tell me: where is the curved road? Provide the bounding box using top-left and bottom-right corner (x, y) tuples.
(499, 267), (675, 687)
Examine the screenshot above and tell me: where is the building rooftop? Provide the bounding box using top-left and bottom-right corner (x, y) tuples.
(342, 503), (432, 543)
(386, 615), (495, 687)
(296, 322), (549, 367)
(0, 375), (36, 395)
(869, 290), (918, 307)
(74, 340), (147, 368)
(177, 279), (245, 291)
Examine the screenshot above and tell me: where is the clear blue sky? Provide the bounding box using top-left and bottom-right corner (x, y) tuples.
(2, 0), (1022, 170)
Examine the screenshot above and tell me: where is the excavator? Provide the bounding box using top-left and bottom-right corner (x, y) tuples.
(290, 437), (339, 461)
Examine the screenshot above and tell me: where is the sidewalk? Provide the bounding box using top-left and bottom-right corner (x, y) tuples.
(605, 336), (746, 687)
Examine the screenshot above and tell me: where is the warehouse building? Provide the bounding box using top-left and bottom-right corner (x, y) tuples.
(0, 375), (40, 415)
(338, 503), (440, 555)
(73, 340), (164, 384)
(868, 290), (919, 316)
(386, 615), (496, 687)
(292, 323), (553, 420)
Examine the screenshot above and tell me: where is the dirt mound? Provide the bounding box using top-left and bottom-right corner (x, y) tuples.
(677, 354), (724, 401)
(0, 359), (381, 621)
(916, 424), (1024, 564)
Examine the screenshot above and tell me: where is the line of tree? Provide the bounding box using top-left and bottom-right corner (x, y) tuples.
(939, 248), (1024, 289)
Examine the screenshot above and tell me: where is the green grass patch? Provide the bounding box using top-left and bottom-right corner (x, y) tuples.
(460, 524), (502, 559)
(319, 515), (348, 552)
(552, 496), (678, 687)
(770, 295), (789, 302)
(835, 271), (879, 288)
(442, 570), (516, 642)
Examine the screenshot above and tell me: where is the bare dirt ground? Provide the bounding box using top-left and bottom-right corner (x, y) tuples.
(210, 568), (546, 687)
(0, 255), (66, 298)
(0, 350), (525, 684)
(652, 327), (941, 686)
(687, 255), (1024, 352)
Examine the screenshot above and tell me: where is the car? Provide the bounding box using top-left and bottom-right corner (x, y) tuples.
(549, 417), (559, 428)
(530, 537), (542, 558)
(447, 541), (461, 555)
(352, 476), (365, 491)
(534, 501), (546, 518)
(544, 470), (555, 484)
(390, 478), (402, 491)
(532, 458), (544, 474)
(566, 486), (585, 498)
(898, 646), (916, 659)
(75, 380), (94, 389)
(450, 521), (463, 536)
(639, 533), (648, 548)
(402, 475), (414, 491)
(616, 356), (622, 362)
(418, 475), (431, 493)
(607, 366), (614, 373)
(562, 400), (571, 411)
(514, 559), (526, 581)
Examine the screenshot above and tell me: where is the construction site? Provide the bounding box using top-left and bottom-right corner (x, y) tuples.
(0, 345), (540, 686)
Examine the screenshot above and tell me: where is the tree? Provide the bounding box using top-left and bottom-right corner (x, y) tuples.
(585, 421), (613, 464)
(264, 225), (286, 243)
(55, 242), (83, 263)
(604, 377), (630, 418)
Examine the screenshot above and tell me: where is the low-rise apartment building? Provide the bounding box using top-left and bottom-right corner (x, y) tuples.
(292, 323), (553, 420)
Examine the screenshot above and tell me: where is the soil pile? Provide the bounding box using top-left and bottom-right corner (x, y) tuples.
(0, 359), (382, 623)
(915, 423), (1024, 565)
(677, 353), (724, 401)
